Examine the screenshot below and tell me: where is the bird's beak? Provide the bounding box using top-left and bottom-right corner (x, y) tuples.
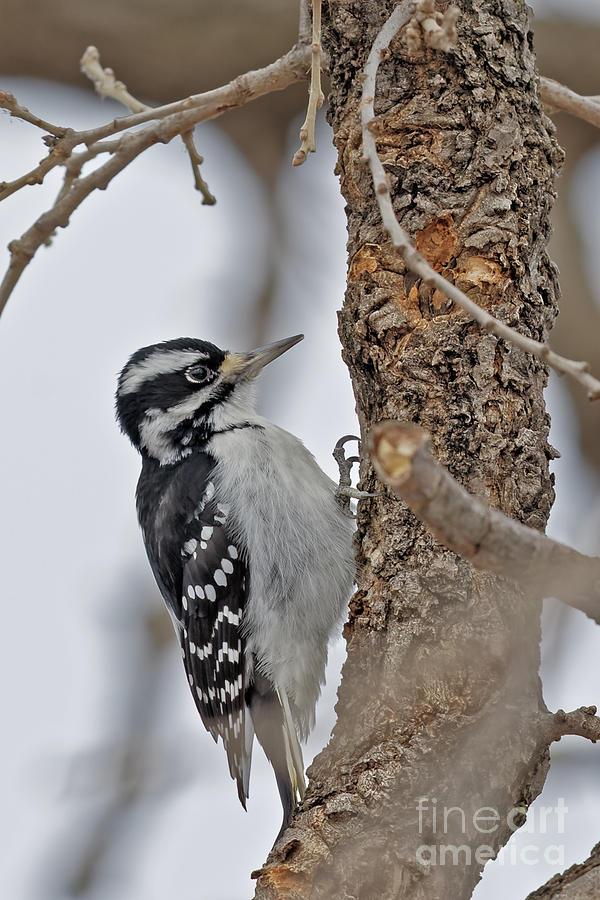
(221, 334), (304, 381)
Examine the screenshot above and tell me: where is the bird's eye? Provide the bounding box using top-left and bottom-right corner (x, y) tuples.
(185, 364), (212, 384)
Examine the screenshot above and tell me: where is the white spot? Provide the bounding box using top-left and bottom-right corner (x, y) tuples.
(200, 541), (207, 550)
(228, 545), (238, 559)
(205, 481), (215, 501)
(201, 526), (213, 540)
(205, 584), (216, 602)
(208, 687), (215, 700)
(214, 568), (227, 587)
(197, 647), (204, 660)
(214, 514), (226, 524)
(221, 558), (234, 574)
(187, 585), (195, 600)
(184, 538), (198, 554)
(195, 584), (205, 599)
(182, 594), (188, 611)
(188, 673), (193, 686)
(189, 641), (196, 653)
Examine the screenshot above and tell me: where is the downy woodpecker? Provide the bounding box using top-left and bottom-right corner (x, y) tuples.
(115, 334), (355, 836)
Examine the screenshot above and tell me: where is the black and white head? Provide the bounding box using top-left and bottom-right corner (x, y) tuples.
(116, 334), (303, 465)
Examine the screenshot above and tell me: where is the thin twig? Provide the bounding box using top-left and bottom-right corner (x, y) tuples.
(0, 43), (312, 315)
(81, 46), (216, 205)
(369, 421), (600, 624)
(293, 0), (324, 166)
(0, 90), (67, 136)
(540, 76), (600, 130)
(360, 3), (600, 401)
(79, 47), (148, 113)
(0, 145), (73, 202)
(180, 130), (216, 205)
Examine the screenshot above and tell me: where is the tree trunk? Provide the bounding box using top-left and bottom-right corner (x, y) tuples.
(253, 2), (562, 898)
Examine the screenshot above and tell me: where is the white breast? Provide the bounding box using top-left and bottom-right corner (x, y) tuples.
(208, 420), (355, 735)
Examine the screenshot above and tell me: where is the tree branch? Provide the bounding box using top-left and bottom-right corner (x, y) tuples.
(0, 42), (311, 315)
(292, 0), (324, 166)
(540, 76), (600, 130)
(369, 420), (600, 624)
(550, 706), (600, 744)
(360, 6), (600, 401)
(80, 46), (216, 204)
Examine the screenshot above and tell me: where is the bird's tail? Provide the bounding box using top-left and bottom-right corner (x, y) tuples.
(247, 674), (306, 839)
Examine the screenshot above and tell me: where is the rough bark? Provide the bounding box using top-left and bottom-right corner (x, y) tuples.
(253, 2), (562, 899)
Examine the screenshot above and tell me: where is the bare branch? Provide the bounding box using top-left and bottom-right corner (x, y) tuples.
(550, 706), (600, 744)
(80, 46), (216, 204)
(540, 75), (600, 129)
(79, 46), (148, 113)
(360, 6), (600, 401)
(0, 90), (66, 136)
(0, 43), (311, 315)
(369, 420), (600, 624)
(180, 130), (216, 206)
(73, 43), (312, 146)
(292, 0), (324, 166)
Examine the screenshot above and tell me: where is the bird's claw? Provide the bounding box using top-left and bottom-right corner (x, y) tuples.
(333, 435), (379, 516)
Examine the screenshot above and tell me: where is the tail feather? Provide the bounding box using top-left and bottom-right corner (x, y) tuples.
(242, 710), (254, 800)
(248, 675), (305, 838)
(276, 687), (306, 800)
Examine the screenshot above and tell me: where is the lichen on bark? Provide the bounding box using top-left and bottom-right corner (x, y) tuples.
(253, 2), (563, 898)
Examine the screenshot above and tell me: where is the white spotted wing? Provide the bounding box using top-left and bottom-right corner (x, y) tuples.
(179, 485), (248, 804)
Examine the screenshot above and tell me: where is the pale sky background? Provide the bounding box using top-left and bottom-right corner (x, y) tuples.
(1, 2), (599, 898)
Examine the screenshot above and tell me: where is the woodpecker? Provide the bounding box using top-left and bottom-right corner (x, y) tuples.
(115, 334), (355, 836)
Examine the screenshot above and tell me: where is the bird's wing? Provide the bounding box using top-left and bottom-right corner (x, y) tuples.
(177, 486), (250, 806)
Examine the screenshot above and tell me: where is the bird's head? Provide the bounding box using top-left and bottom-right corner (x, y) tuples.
(116, 334), (303, 464)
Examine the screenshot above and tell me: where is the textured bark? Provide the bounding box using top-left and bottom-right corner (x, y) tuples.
(253, 2), (562, 899)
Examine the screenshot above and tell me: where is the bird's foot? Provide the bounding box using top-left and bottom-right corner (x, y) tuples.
(333, 435), (380, 516)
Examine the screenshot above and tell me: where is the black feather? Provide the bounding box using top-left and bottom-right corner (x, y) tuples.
(137, 452), (249, 802)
